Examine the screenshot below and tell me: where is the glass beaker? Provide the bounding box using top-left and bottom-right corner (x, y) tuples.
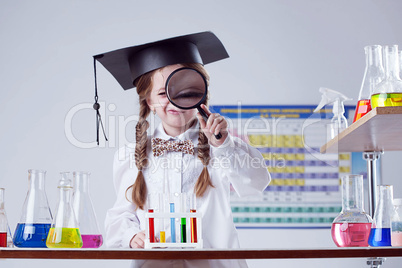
(371, 45), (402, 109)
(368, 185), (393, 247)
(13, 169), (52, 248)
(391, 198), (402, 246)
(0, 188), (12, 247)
(46, 172), (83, 248)
(72, 171), (103, 248)
(331, 174), (372, 247)
(353, 45), (384, 123)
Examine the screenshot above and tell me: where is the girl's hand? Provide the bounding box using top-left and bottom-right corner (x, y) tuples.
(130, 230), (160, 248)
(196, 104), (228, 147)
(130, 231), (146, 248)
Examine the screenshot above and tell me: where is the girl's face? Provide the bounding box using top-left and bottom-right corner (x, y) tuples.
(147, 64), (198, 136)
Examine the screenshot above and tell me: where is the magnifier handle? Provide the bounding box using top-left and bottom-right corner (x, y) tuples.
(197, 107), (222, 140)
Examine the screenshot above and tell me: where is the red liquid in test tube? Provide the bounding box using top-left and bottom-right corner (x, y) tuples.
(190, 209), (197, 243)
(148, 209), (155, 243)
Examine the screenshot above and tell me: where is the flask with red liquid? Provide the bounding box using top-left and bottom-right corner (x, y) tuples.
(331, 174), (372, 247)
(0, 188), (10, 247)
(391, 198), (402, 246)
(353, 45), (384, 123)
(72, 171), (103, 248)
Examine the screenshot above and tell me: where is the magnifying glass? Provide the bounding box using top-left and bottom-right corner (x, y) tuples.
(165, 67), (222, 140)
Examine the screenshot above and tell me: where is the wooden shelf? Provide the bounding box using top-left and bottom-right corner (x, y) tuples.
(321, 106), (402, 154)
(1, 247), (402, 260)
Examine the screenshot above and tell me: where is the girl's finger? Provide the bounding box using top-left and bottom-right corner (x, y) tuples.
(206, 113), (218, 130)
(210, 116), (224, 134)
(200, 104), (212, 116)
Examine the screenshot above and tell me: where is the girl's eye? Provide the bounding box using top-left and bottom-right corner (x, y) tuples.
(158, 92), (166, 96)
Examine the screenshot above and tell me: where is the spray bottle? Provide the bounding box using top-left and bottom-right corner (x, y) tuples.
(314, 87), (351, 140)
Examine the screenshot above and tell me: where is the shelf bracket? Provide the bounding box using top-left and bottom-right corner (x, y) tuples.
(362, 151), (382, 217)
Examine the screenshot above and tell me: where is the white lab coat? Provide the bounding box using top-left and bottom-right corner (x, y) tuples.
(105, 122), (271, 268)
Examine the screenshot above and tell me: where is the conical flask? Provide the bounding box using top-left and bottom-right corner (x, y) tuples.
(72, 171), (103, 248)
(46, 172), (83, 248)
(368, 185), (393, 247)
(0, 188), (13, 247)
(13, 169), (52, 248)
(353, 45), (384, 123)
(391, 198), (402, 246)
(371, 45), (402, 108)
(331, 174), (372, 247)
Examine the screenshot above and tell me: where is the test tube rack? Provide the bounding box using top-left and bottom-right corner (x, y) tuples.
(144, 211), (203, 249)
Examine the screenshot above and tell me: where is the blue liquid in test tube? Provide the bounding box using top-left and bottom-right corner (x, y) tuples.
(170, 203), (176, 243)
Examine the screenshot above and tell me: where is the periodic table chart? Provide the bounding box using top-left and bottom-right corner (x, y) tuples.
(210, 104), (366, 229)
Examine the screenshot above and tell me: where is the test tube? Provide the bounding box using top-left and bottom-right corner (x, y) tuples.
(180, 193), (187, 243)
(170, 202), (176, 243)
(159, 193), (165, 243)
(147, 193), (159, 243)
(189, 194), (197, 243)
(148, 209), (155, 243)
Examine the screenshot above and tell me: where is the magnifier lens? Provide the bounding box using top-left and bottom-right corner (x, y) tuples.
(166, 68), (207, 109)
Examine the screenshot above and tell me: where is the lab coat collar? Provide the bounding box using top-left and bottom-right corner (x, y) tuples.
(153, 120), (200, 145)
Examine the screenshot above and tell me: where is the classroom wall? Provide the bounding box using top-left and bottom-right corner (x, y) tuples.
(1, 0), (401, 267)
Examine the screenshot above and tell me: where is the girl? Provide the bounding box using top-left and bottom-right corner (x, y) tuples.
(100, 32), (271, 268)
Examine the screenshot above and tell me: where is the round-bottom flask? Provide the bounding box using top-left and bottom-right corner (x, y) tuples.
(331, 175), (372, 247)
(46, 172), (82, 248)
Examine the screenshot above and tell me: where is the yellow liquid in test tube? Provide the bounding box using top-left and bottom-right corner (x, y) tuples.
(160, 231), (166, 243)
(46, 228), (83, 248)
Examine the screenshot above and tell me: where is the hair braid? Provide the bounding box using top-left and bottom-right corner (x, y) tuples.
(195, 123), (214, 197)
(125, 71), (153, 210)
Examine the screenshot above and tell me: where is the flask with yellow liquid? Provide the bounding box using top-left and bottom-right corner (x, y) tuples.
(371, 45), (402, 109)
(46, 172), (82, 248)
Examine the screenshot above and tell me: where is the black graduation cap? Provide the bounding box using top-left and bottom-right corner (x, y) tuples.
(92, 31), (229, 144)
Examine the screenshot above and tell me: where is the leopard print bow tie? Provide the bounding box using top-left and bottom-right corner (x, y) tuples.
(151, 138), (194, 157)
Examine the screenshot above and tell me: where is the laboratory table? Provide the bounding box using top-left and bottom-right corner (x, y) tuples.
(0, 247), (402, 260)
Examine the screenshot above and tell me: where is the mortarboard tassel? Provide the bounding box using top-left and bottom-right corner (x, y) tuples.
(93, 56), (108, 145)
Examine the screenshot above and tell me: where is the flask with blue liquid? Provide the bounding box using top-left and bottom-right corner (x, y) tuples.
(13, 169), (53, 248)
(368, 185), (393, 247)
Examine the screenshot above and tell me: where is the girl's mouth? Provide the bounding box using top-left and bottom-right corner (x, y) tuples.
(168, 109), (182, 115)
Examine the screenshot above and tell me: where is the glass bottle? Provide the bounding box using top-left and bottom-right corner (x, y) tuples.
(13, 169), (52, 248)
(399, 50), (402, 80)
(46, 172), (83, 248)
(391, 198), (402, 246)
(371, 45), (402, 109)
(368, 185), (393, 246)
(0, 188), (12, 247)
(331, 174), (372, 247)
(72, 171), (103, 248)
(353, 45), (384, 123)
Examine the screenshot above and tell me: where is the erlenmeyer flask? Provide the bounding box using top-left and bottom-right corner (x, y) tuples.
(368, 185), (393, 247)
(46, 172), (83, 248)
(353, 45), (384, 123)
(331, 175), (372, 247)
(72, 171), (103, 248)
(371, 45), (402, 108)
(0, 188), (12, 247)
(13, 169), (52, 248)
(391, 198), (402, 246)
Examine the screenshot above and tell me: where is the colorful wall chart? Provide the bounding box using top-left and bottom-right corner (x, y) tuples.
(210, 105), (366, 229)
